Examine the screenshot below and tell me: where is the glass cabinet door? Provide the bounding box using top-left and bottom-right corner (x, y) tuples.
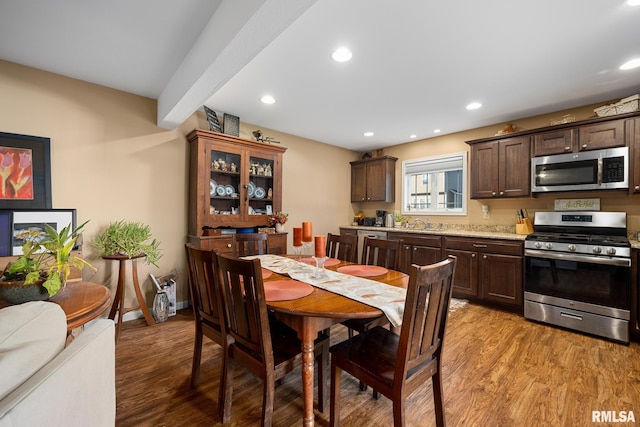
(247, 155), (275, 219)
(210, 149), (242, 219)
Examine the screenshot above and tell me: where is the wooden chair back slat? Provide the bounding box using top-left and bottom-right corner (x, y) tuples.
(361, 237), (403, 270)
(326, 233), (358, 263)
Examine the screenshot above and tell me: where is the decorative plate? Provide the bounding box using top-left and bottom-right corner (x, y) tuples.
(248, 181), (256, 198)
(248, 206), (256, 215)
(216, 185), (226, 196)
(209, 179), (217, 196)
(255, 187), (266, 199)
(225, 184), (234, 196)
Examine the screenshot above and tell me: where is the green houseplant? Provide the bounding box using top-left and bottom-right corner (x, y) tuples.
(92, 220), (162, 267)
(0, 221), (95, 300)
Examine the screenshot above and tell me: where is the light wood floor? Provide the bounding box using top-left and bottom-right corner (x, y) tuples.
(115, 304), (640, 426)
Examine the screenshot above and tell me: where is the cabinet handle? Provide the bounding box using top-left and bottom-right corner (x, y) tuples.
(483, 255), (487, 259)
(499, 191), (504, 196)
(243, 184), (249, 203)
(582, 144), (587, 149)
(492, 192), (496, 196)
(471, 253), (476, 258)
(227, 243), (232, 248)
(413, 247), (417, 251)
(367, 197), (371, 200)
(635, 185), (640, 191)
(473, 244), (488, 248)
(564, 146), (571, 151)
(361, 197), (365, 201)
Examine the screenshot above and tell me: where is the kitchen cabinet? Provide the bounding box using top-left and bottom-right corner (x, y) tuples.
(350, 156), (397, 202)
(532, 119), (627, 157)
(187, 129), (286, 235)
(469, 136), (530, 199)
(188, 232), (287, 255)
(632, 249), (640, 342)
(444, 237), (523, 309)
(628, 118), (640, 194)
(388, 232), (442, 274)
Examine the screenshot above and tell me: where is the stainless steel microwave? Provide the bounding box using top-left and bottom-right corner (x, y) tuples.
(531, 146), (628, 193)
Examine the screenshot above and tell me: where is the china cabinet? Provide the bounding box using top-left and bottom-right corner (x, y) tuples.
(187, 129), (286, 235)
(350, 156), (397, 202)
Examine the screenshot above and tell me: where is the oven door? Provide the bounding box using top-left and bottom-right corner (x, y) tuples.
(525, 250), (630, 310)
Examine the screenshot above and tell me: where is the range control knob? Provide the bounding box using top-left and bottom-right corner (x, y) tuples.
(545, 243), (553, 249)
(567, 244), (576, 252)
(592, 246), (602, 254)
(607, 247), (617, 255)
(534, 242), (543, 249)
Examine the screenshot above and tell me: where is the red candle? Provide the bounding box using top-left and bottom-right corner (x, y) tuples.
(302, 221), (313, 242)
(314, 235), (326, 258)
(293, 227), (303, 247)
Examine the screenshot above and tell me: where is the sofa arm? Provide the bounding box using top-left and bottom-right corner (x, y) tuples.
(0, 318), (115, 427)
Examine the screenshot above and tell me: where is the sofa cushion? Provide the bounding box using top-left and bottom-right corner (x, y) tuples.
(0, 301), (67, 400)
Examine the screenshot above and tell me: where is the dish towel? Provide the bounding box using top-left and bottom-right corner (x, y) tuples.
(247, 255), (407, 327)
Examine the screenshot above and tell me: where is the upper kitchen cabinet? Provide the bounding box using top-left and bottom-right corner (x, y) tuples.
(468, 136), (530, 199)
(350, 156), (397, 202)
(629, 118), (640, 194)
(532, 120), (626, 156)
(187, 129), (286, 235)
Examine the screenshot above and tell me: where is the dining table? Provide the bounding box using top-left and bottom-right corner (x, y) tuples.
(256, 255), (409, 427)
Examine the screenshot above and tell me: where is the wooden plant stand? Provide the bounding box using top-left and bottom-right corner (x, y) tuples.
(105, 254), (155, 343)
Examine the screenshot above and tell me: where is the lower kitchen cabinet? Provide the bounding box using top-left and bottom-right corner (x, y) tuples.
(632, 249), (640, 341)
(444, 236), (523, 309)
(388, 232), (443, 273)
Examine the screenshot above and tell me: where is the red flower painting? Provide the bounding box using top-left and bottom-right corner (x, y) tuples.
(0, 147), (34, 200)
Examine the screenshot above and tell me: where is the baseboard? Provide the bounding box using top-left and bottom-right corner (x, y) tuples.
(121, 300), (190, 322)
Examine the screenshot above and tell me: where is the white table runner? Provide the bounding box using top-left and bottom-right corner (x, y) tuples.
(247, 255), (406, 327)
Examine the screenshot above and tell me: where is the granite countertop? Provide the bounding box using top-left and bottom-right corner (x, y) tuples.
(340, 225), (528, 241)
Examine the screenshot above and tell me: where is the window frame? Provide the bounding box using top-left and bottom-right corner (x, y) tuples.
(401, 151), (468, 216)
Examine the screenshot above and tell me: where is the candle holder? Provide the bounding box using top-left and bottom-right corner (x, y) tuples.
(302, 241), (313, 256)
(291, 244), (305, 272)
(312, 256), (327, 279)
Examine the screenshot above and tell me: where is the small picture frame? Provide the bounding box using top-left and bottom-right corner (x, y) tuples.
(8, 209), (77, 255)
(223, 113), (240, 137)
(203, 106), (222, 133)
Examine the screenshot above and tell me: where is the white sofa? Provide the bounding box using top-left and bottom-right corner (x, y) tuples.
(0, 301), (115, 427)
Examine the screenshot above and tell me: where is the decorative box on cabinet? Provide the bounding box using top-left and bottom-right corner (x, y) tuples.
(443, 236), (523, 309)
(388, 232), (443, 274)
(468, 136), (530, 199)
(350, 156), (397, 202)
(187, 129), (286, 235)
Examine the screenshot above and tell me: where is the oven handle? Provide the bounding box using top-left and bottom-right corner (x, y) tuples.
(524, 249), (631, 267)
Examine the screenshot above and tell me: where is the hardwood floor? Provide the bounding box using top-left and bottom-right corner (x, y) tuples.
(115, 304), (640, 426)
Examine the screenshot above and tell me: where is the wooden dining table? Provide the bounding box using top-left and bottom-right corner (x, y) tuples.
(262, 257), (409, 427)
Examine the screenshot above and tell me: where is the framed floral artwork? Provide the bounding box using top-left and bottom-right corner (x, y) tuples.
(0, 132), (52, 209)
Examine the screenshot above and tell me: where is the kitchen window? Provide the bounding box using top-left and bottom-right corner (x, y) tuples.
(401, 152), (467, 215)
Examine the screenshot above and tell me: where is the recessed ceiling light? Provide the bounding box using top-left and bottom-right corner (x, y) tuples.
(409, 134), (417, 139)
(363, 131), (374, 137)
(332, 47), (352, 62)
(628, 0), (640, 6)
(466, 102), (482, 110)
(433, 129), (441, 134)
(620, 58), (640, 70)
(261, 95), (276, 104)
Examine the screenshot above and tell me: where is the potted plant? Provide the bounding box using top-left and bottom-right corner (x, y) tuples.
(0, 221), (95, 303)
(92, 220), (162, 267)
(393, 212), (406, 228)
(269, 211), (288, 233)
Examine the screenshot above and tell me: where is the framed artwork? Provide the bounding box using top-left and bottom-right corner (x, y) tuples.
(223, 113), (240, 137)
(203, 106), (222, 133)
(0, 132), (52, 209)
(9, 209), (76, 255)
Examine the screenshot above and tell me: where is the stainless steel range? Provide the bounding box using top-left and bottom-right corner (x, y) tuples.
(524, 211), (631, 343)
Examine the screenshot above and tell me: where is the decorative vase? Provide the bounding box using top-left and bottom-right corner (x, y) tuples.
(0, 280), (49, 304)
(275, 223), (285, 233)
(395, 221), (402, 228)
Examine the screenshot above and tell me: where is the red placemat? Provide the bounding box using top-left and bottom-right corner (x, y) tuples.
(336, 265), (388, 277)
(262, 268), (273, 279)
(264, 280), (314, 301)
(300, 257), (341, 266)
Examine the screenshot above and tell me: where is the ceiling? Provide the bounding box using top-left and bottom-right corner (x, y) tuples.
(1, 0), (639, 152)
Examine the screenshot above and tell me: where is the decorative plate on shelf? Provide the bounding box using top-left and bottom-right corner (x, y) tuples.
(255, 187), (266, 199)
(225, 185), (235, 196)
(210, 179), (217, 196)
(248, 181), (256, 198)
(248, 206), (256, 215)
(216, 186), (226, 196)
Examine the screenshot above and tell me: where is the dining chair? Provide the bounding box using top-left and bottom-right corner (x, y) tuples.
(183, 244), (229, 397)
(326, 233), (358, 263)
(235, 232), (269, 256)
(330, 256), (457, 427)
(214, 252), (330, 425)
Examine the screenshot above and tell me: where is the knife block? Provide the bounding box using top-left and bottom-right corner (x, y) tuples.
(516, 218), (533, 235)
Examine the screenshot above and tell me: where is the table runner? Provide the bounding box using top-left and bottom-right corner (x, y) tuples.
(247, 255), (406, 327)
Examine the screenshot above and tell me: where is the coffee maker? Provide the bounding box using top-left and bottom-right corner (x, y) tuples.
(375, 210), (386, 227)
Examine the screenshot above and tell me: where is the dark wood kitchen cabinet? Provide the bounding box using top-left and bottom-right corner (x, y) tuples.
(628, 118), (640, 194)
(468, 136), (530, 199)
(388, 232), (443, 273)
(632, 249), (640, 342)
(444, 236), (523, 309)
(350, 156), (397, 202)
(532, 119), (627, 157)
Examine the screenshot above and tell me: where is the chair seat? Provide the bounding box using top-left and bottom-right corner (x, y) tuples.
(341, 315), (388, 334)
